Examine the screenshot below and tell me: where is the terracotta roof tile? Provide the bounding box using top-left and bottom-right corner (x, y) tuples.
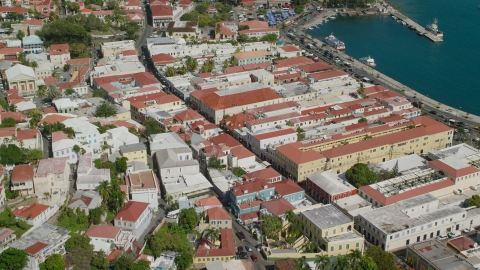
(230, 145), (254, 160)
(210, 134), (241, 148)
(205, 207), (230, 221)
(13, 203), (49, 219)
(200, 87), (281, 111)
(261, 198), (294, 216)
(195, 196), (222, 207)
(11, 165), (34, 183)
(24, 242), (48, 255)
(85, 224), (121, 239)
(276, 144), (325, 164)
(114, 201), (149, 222)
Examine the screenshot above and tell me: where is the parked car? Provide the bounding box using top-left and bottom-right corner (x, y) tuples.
(250, 254), (258, 262)
(436, 235), (447, 241)
(429, 110), (437, 115)
(245, 245), (252, 252)
(238, 252), (248, 259)
(136, 245), (143, 254)
(463, 228), (473, 233)
(237, 246), (244, 253)
(448, 231), (460, 238)
(236, 231), (246, 241)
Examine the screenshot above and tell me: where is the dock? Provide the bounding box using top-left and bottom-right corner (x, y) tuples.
(390, 11), (443, 42)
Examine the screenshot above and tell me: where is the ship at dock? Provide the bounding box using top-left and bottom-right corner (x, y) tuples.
(359, 56), (376, 67)
(426, 18), (443, 37)
(325, 33), (345, 50)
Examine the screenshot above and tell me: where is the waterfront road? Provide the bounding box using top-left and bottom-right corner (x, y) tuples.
(135, 1), (153, 54)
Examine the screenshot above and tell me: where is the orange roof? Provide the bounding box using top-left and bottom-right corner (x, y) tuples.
(49, 43), (69, 55)
(11, 165), (34, 183)
(429, 160), (480, 178)
(234, 50), (270, 61)
(114, 201), (149, 222)
(190, 87), (219, 101)
(122, 50), (137, 56)
(39, 114), (72, 125)
(210, 134), (241, 148)
(152, 53), (175, 64)
(230, 145), (254, 160)
(276, 144), (325, 164)
(21, 19), (44, 26)
(261, 198), (295, 216)
(244, 167), (281, 181)
(85, 225), (121, 239)
(308, 70), (348, 81)
(0, 112), (26, 123)
(231, 179), (271, 196)
(205, 207), (231, 221)
(280, 45), (300, 52)
(360, 178), (455, 206)
(17, 129), (37, 141)
(51, 131), (68, 142)
(220, 112), (255, 131)
(238, 20), (269, 30)
(67, 58), (91, 66)
(200, 87), (281, 111)
(151, 5), (172, 17)
(195, 196), (222, 207)
(195, 228), (235, 257)
(274, 57), (313, 69)
(24, 242), (48, 255)
(272, 179), (303, 196)
(13, 203), (50, 220)
(112, 120), (137, 130)
(174, 109), (203, 123)
(297, 62), (332, 73)
(107, 250), (123, 263)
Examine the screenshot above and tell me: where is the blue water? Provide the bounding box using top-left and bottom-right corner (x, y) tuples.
(307, 0), (480, 115)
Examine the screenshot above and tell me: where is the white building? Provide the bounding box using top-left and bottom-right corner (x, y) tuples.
(52, 138), (81, 164)
(163, 173), (213, 203)
(149, 132), (189, 153)
(13, 203), (59, 228)
(245, 128), (298, 157)
(114, 201), (153, 239)
(156, 147), (199, 179)
(62, 117), (106, 146)
(33, 157), (71, 205)
(126, 169), (160, 211)
(105, 126), (139, 153)
(76, 152), (111, 190)
(357, 194), (477, 251)
(10, 223), (70, 269)
(85, 224), (134, 252)
(68, 190), (102, 214)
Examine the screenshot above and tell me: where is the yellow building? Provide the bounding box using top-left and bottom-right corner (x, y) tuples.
(274, 144), (326, 182)
(167, 21), (199, 40)
(114, 107), (131, 121)
(298, 204), (364, 256)
(120, 143), (147, 165)
(5, 64), (37, 97)
(321, 117), (453, 173)
(194, 228), (235, 264)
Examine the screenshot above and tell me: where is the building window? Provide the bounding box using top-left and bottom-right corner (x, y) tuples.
(330, 246), (334, 252)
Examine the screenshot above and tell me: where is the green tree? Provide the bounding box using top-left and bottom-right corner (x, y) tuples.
(91, 250), (109, 270)
(143, 119), (162, 136)
(36, 85), (46, 99)
(64, 64), (71, 72)
(296, 127), (306, 141)
(238, 25), (250, 31)
(207, 155), (222, 169)
(46, 84), (61, 100)
(16, 30), (25, 40)
(205, 227), (219, 243)
(114, 254), (135, 270)
(262, 214), (282, 239)
(345, 163), (378, 188)
(73, 145), (81, 153)
(466, 195), (480, 207)
(65, 234), (93, 253)
(365, 245), (395, 270)
(333, 254), (351, 270)
(358, 256), (378, 270)
(260, 33), (278, 43)
(357, 83), (365, 95)
(314, 254), (331, 270)
(0, 144), (24, 164)
(201, 59), (215, 73)
(28, 108), (43, 127)
(66, 2), (80, 13)
(65, 87), (75, 96)
(0, 248), (28, 270)
(178, 208), (199, 231)
(94, 101), (117, 117)
(92, 89), (106, 99)
(130, 259), (150, 270)
(165, 67), (177, 77)
(89, 206), (105, 225)
(107, 179), (127, 213)
(294, 257), (310, 270)
(348, 249), (362, 269)
(0, 117), (16, 128)
(39, 254), (65, 270)
(175, 253), (193, 270)
(37, 20), (92, 48)
(185, 56), (198, 71)
(115, 157), (128, 174)
(96, 181), (111, 202)
(358, 117), (368, 123)
(237, 33), (249, 43)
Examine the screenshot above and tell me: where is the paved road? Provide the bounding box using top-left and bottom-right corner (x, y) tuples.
(135, 1), (154, 54)
(133, 201), (165, 252)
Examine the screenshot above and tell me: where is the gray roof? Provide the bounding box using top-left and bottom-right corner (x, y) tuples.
(156, 148), (198, 169)
(0, 60), (12, 69)
(120, 143), (146, 153)
(301, 204), (352, 230)
(205, 261), (224, 270)
(408, 240), (474, 270)
(396, 193), (436, 209)
(10, 223), (70, 250)
(5, 64), (36, 80)
(69, 190), (102, 209)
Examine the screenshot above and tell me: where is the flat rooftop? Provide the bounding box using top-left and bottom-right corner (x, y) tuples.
(307, 171), (356, 195)
(334, 194), (372, 217)
(408, 240), (474, 270)
(10, 223), (70, 250)
(372, 154), (427, 175)
(301, 204), (352, 230)
(429, 143), (479, 161)
(324, 230), (363, 243)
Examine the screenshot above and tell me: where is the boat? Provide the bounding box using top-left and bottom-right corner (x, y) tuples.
(416, 29), (424, 36)
(426, 18), (443, 37)
(401, 21), (406, 25)
(308, 27), (314, 30)
(314, 25), (318, 28)
(329, 15), (336, 19)
(359, 56), (376, 67)
(408, 24), (415, 29)
(325, 33), (345, 50)
(392, 15), (397, 20)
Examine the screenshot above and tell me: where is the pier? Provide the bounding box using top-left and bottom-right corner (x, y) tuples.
(390, 11), (444, 42)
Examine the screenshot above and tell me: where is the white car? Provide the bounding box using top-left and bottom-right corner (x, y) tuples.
(463, 228), (473, 233)
(436, 235), (447, 241)
(448, 231), (461, 238)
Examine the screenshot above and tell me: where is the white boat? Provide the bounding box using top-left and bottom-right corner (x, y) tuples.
(359, 56), (376, 67)
(392, 15), (397, 20)
(325, 33), (345, 50)
(308, 27), (314, 30)
(329, 15), (336, 19)
(401, 21), (406, 25)
(426, 18), (443, 37)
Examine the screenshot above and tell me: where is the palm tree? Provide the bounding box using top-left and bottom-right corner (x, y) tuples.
(285, 210), (296, 223)
(215, 23), (222, 37)
(30, 61), (38, 70)
(348, 249), (362, 269)
(52, 70), (61, 80)
(294, 257), (310, 270)
(229, 56), (238, 66)
(223, 59), (229, 68)
(185, 57), (198, 71)
(46, 84), (61, 100)
(315, 254), (331, 270)
(205, 228), (219, 243)
(95, 181), (111, 202)
(177, 65), (187, 75)
(334, 254), (352, 270)
(165, 67), (176, 77)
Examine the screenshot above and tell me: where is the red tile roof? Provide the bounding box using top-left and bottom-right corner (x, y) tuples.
(21, 19), (44, 26)
(261, 198), (295, 216)
(39, 114), (72, 125)
(131, 72), (159, 86)
(0, 228), (14, 242)
(85, 224), (121, 239)
(201, 87), (281, 111)
(205, 207), (231, 221)
(114, 201), (149, 222)
(49, 44), (69, 55)
(230, 145), (254, 160)
(52, 131), (69, 142)
(13, 203), (50, 220)
(24, 242), (48, 255)
(36, 158), (68, 177)
(195, 228), (235, 257)
(274, 57), (313, 69)
(280, 45), (300, 52)
(244, 168), (281, 181)
(16, 129), (38, 141)
(195, 196), (222, 207)
(276, 144), (325, 164)
(112, 120), (137, 130)
(107, 250), (123, 262)
(448, 236), (475, 251)
(221, 113), (255, 131)
(308, 70), (348, 81)
(203, 145), (227, 158)
(11, 165), (34, 183)
(359, 178), (455, 206)
(297, 62), (332, 73)
(152, 53), (175, 64)
(67, 58), (91, 66)
(151, 5), (172, 17)
(254, 128), (297, 141)
(0, 7), (28, 13)
(174, 109), (204, 123)
(210, 134), (242, 148)
(231, 179), (271, 196)
(272, 179), (304, 196)
(429, 160), (480, 178)
(0, 112), (26, 123)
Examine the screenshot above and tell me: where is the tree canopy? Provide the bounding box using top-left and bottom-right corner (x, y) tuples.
(365, 245), (395, 270)
(0, 248), (28, 270)
(0, 117), (16, 128)
(37, 20), (92, 51)
(39, 254), (65, 270)
(345, 163), (378, 188)
(262, 214), (282, 239)
(94, 101), (117, 117)
(143, 119), (162, 136)
(466, 195), (480, 207)
(178, 208), (199, 231)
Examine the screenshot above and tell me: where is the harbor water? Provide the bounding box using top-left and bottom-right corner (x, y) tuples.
(307, 0), (480, 115)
